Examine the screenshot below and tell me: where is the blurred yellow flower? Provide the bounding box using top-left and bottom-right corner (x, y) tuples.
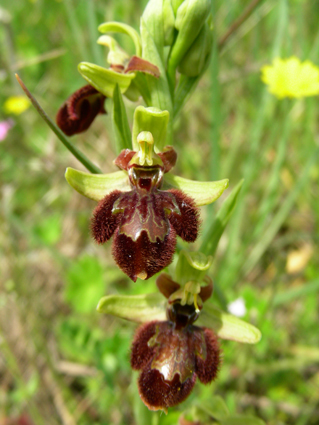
(261, 56), (319, 99)
(3, 96), (31, 115)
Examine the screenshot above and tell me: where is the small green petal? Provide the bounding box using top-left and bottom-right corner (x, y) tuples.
(164, 174), (229, 206)
(97, 35), (130, 66)
(96, 293), (166, 322)
(78, 62), (135, 97)
(98, 21), (142, 57)
(197, 303), (262, 344)
(65, 167), (130, 201)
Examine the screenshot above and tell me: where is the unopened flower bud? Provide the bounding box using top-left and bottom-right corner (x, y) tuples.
(163, 0), (175, 46)
(177, 21), (213, 77)
(169, 0), (211, 70)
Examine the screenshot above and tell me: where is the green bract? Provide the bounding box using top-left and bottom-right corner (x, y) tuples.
(96, 292), (261, 344)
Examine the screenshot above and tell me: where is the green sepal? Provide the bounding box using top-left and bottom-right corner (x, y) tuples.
(65, 167), (130, 201)
(164, 174), (229, 206)
(97, 293), (166, 323)
(200, 179), (244, 255)
(197, 303), (262, 344)
(175, 250), (213, 286)
(98, 21), (142, 57)
(112, 84), (132, 153)
(96, 291), (261, 344)
(78, 62), (135, 97)
(132, 105), (169, 151)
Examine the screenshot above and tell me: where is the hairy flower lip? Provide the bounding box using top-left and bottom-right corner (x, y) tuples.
(91, 184), (199, 281)
(56, 84), (106, 136)
(131, 300), (221, 411)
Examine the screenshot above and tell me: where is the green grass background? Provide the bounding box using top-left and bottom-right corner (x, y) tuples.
(1, 0), (319, 424)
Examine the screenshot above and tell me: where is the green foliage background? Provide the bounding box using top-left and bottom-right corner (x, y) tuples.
(1, 0), (319, 424)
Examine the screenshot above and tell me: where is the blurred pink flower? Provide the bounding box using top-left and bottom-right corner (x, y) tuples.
(0, 119), (14, 141)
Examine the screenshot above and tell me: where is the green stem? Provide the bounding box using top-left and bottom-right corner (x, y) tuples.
(15, 74), (103, 175)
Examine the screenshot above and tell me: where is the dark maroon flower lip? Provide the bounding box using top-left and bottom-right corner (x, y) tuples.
(91, 148), (199, 282)
(130, 301), (221, 412)
(56, 84), (106, 136)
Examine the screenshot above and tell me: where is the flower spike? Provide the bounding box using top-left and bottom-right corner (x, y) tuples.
(90, 144), (200, 281)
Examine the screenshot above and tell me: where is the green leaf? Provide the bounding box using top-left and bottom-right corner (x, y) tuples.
(98, 21), (142, 57)
(132, 105), (170, 151)
(197, 303), (261, 344)
(220, 415), (265, 425)
(78, 62), (135, 97)
(65, 255), (106, 313)
(112, 84), (132, 153)
(97, 293), (166, 323)
(197, 396), (229, 421)
(200, 179), (243, 255)
(175, 250), (213, 285)
(164, 174), (229, 206)
(65, 167), (130, 201)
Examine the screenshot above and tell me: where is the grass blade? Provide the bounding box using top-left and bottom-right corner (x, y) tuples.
(200, 179), (244, 256)
(16, 74), (102, 174)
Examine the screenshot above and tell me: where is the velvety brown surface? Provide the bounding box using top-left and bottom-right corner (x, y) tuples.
(91, 191), (122, 244)
(131, 314), (221, 411)
(167, 189), (200, 242)
(56, 84), (106, 136)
